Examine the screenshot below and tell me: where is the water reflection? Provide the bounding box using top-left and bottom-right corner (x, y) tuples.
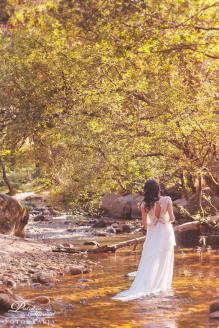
(2, 248), (219, 327)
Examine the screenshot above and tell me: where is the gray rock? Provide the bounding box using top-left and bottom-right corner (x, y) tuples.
(121, 224), (131, 233)
(0, 293), (13, 312)
(101, 192), (143, 219)
(83, 241), (100, 246)
(68, 265), (90, 275)
(92, 220), (107, 228)
(32, 273), (55, 285)
(209, 299), (219, 313)
(209, 311), (219, 319)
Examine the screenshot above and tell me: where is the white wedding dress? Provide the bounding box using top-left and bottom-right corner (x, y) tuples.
(112, 196), (176, 301)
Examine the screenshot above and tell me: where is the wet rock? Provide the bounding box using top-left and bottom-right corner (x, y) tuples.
(84, 241), (100, 247)
(33, 214), (46, 222)
(32, 272), (55, 285)
(32, 283), (42, 288)
(67, 265), (90, 275)
(33, 213), (52, 222)
(92, 231), (107, 237)
(106, 226), (116, 233)
(67, 228), (76, 232)
(115, 227), (123, 234)
(59, 243), (74, 249)
(176, 229), (200, 248)
(0, 287), (23, 312)
(0, 293), (13, 312)
(49, 208), (61, 216)
(25, 195), (44, 202)
(209, 311), (219, 319)
(206, 235), (219, 248)
(78, 278), (92, 283)
(3, 280), (16, 289)
(20, 278), (29, 283)
(30, 296), (50, 305)
(209, 299), (219, 313)
(92, 220), (107, 228)
(88, 219), (97, 224)
(121, 224), (131, 233)
(41, 209), (52, 216)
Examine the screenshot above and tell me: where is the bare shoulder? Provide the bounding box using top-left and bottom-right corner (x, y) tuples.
(140, 201), (146, 208)
(140, 201), (148, 212)
(165, 196), (172, 204)
(159, 196), (172, 203)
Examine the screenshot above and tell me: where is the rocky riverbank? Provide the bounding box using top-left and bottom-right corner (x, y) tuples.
(0, 192), (142, 301)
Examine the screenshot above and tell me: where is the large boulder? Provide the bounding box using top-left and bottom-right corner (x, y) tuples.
(209, 299), (219, 319)
(101, 192), (143, 219)
(101, 193), (131, 218)
(130, 193), (144, 219)
(0, 193), (29, 237)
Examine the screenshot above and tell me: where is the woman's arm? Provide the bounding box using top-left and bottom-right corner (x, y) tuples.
(167, 198), (175, 222)
(141, 206), (148, 230)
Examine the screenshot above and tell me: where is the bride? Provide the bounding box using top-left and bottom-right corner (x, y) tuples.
(112, 179), (176, 301)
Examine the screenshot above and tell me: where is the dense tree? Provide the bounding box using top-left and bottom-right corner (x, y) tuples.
(0, 0), (218, 212)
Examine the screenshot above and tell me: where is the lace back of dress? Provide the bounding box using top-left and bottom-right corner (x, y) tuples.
(152, 197), (170, 224)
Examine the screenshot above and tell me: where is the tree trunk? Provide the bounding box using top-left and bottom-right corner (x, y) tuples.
(186, 173), (196, 193)
(0, 158), (16, 195)
(204, 172), (219, 197)
(179, 172), (189, 200)
(197, 175), (204, 217)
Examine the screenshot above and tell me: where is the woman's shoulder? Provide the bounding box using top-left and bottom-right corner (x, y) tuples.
(140, 201), (146, 208)
(160, 195), (172, 204)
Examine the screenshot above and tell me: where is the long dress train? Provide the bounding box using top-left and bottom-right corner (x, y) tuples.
(112, 196), (176, 301)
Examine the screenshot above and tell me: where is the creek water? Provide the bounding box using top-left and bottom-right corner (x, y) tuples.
(2, 243), (219, 328)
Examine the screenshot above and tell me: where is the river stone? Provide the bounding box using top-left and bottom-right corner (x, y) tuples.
(92, 231), (107, 236)
(0, 287), (24, 312)
(33, 214), (52, 222)
(30, 296), (50, 305)
(209, 299), (219, 313)
(83, 241), (100, 246)
(106, 226), (116, 233)
(115, 227), (123, 234)
(92, 220), (107, 228)
(209, 311), (219, 319)
(68, 265), (90, 275)
(3, 280), (17, 289)
(121, 224), (131, 233)
(25, 194), (44, 202)
(0, 293), (13, 312)
(32, 273), (55, 285)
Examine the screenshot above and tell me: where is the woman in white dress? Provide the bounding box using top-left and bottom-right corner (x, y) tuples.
(112, 179), (176, 301)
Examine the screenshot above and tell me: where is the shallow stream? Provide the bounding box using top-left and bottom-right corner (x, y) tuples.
(2, 244), (219, 328)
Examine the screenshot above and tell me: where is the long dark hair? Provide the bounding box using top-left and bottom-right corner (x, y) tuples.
(142, 179), (160, 211)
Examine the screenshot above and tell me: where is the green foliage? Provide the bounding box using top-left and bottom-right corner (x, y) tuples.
(0, 0), (218, 207)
